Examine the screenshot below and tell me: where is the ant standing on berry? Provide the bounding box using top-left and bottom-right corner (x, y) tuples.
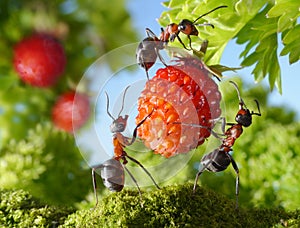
(193, 81), (261, 209)
(136, 28), (166, 80)
(136, 5), (227, 80)
(92, 86), (160, 207)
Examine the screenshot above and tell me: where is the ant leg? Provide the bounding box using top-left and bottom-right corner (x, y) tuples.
(123, 165), (143, 207)
(187, 35), (193, 51)
(228, 154), (240, 210)
(173, 121), (224, 140)
(175, 33), (191, 51)
(126, 154), (161, 190)
(144, 68), (150, 81)
(130, 110), (154, 145)
(139, 54), (150, 80)
(192, 165), (206, 194)
(155, 48), (168, 67)
(92, 166), (100, 207)
(145, 28), (156, 39)
(193, 149), (219, 194)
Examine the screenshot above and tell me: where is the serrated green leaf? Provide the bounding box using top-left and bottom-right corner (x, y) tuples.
(267, 0), (300, 18)
(280, 37), (300, 64)
(268, 50), (281, 91)
(267, 0), (300, 32)
(159, 0), (300, 92)
(282, 25), (300, 44)
(241, 52), (260, 67)
(167, 0), (187, 8)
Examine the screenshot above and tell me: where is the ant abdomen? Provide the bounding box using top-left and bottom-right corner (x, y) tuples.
(99, 158), (125, 192)
(201, 149), (231, 173)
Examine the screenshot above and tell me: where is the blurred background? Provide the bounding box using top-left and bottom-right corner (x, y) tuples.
(0, 0), (299, 211)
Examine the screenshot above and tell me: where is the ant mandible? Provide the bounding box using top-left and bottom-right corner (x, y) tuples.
(92, 86), (160, 207)
(193, 81), (261, 209)
(136, 5), (227, 79)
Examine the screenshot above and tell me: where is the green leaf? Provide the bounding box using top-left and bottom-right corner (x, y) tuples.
(281, 25), (300, 64)
(282, 24), (300, 44)
(267, 0), (300, 32)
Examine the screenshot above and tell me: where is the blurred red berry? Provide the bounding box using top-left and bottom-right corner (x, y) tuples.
(52, 91), (90, 133)
(136, 57), (221, 158)
(13, 33), (66, 87)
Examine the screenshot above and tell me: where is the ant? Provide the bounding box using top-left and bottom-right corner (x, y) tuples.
(136, 28), (166, 80)
(92, 86), (160, 207)
(136, 5), (227, 79)
(161, 5), (227, 50)
(193, 81), (261, 209)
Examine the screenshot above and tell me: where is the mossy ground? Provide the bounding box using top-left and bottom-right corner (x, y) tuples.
(1, 184), (299, 227)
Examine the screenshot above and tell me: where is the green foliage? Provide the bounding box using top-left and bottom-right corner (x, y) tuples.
(159, 0), (300, 92)
(0, 189), (74, 227)
(0, 0), (137, 206)
(0, 0), (137, 144)
(62, 184), (296, 227)
(0, 123), (91, 206)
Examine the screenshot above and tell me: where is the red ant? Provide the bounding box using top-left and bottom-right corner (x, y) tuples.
(192, 81), (261, 208)
(136, 5), (227, 79)
(92, 86), (160, 206)
(160, 5), (227, 50)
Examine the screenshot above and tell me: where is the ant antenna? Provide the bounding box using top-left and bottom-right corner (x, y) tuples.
(105, 92), (115, 121)
(252, 99), (262, 116)
(118, 86), (130, 117)
(229, 81), (247, 109)
(105, 86), (131, 120)
(193, 5), (228, 24)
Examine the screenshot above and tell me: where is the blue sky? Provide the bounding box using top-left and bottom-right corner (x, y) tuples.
(126, 0), (300, 120)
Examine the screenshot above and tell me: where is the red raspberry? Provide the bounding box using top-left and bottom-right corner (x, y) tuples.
(13, 33), (66, 87)
(52, 91), (90, 133)
(136, 57), (221, 158)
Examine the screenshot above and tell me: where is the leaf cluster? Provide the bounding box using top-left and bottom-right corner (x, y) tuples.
(159, 0), (300, 93)
(0, 123), (91, 206)
(0, 189), (74, 227)
(0, 0), (138, 143)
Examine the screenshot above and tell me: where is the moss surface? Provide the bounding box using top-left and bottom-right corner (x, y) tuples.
(1, 185), (299, 227)
(63, 184), (299, 227)
(0, 189), (74, 227)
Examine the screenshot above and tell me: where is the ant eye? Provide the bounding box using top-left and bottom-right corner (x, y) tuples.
(110, 122), (125, 133)
(178, 24), (185, 31)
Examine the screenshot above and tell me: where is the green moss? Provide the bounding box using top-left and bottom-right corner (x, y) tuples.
(1, 186), (299, 227)
(0, 189), (74, 227)
(62, 184), (298, 227)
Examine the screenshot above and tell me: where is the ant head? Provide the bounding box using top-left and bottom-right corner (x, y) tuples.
(235, 109), (252, 127)
(230, 81), (261, 127)
(110, 115), (129, 133)
(178, 19), (198, 36)
(105, 86), (130, 133)
(178, 6), (227, 36)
